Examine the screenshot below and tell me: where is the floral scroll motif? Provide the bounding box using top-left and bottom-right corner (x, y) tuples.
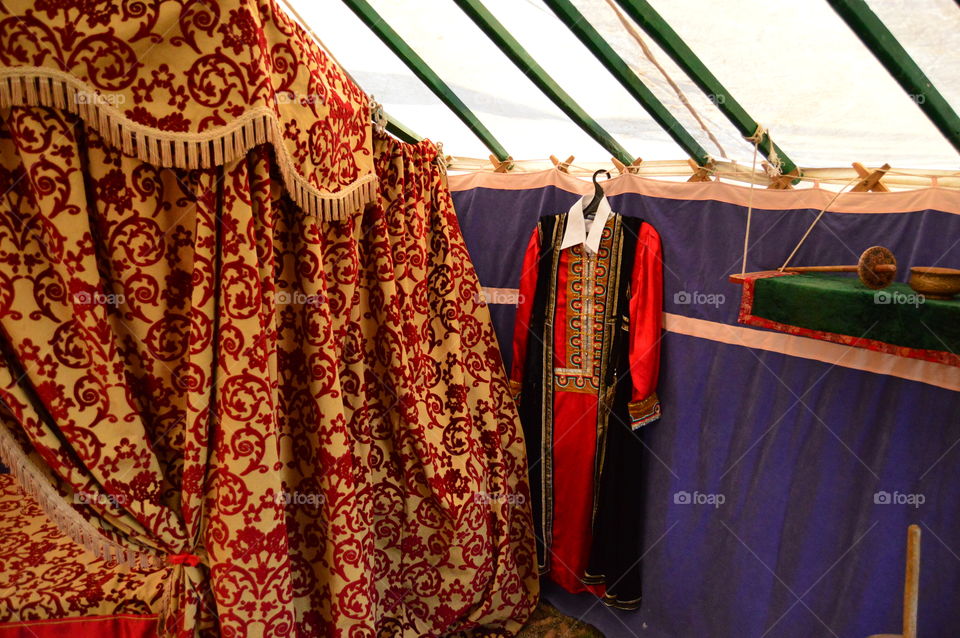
(0, 0), (376, 219)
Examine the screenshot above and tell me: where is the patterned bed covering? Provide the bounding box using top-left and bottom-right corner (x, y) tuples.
(0, 474), (169, 635)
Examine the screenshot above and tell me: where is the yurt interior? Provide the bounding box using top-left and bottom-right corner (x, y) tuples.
(0, 1), (958, 637)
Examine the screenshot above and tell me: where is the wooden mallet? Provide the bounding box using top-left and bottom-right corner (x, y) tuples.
(780, 245), (897, 290)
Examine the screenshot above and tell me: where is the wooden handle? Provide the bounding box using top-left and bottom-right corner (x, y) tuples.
(903, 524), (920, 638)
(784, 265), (858, 273)
(783, 264), (896, 273)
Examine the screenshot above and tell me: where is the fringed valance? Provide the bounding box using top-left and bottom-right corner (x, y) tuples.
(0, 0), (376, 220)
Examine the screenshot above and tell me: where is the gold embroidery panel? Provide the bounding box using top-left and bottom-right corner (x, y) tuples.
(554, 221), (616, 394)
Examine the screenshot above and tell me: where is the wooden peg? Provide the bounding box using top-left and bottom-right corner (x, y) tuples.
(866, 524), (920, 638)
(687, 158), (714, 182)
(612, 157), (643, 175)
(550, 154), (575, 173)
(851, 162), (890, 192)
(489, 154), (513, 173)
(767, 167), (800, 190)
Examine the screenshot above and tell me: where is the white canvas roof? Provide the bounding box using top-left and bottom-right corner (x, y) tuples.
(292, 0), (960, 170)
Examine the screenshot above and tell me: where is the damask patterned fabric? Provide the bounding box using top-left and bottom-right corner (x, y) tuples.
(0, 103), (289, 637)
(311, 133), (538, 636)
(0, 103), (537, 636)
(0, 0), (375, 219)
(0, 473), (167, 633)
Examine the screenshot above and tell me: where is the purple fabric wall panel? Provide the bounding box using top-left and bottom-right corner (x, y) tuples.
(450, 184), (960, 638)
(454, 185), (570, 289)
(638, 333), (960, 638)
(454, 185), (577, 370)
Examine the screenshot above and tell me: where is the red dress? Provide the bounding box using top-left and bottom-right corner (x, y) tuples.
(509, 198), (662, 609)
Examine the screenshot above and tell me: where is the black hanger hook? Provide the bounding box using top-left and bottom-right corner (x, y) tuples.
(583, 169), (611, 219)
(592, 169), (611, 186)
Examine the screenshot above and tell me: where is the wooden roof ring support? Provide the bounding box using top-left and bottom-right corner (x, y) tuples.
(488, 154), (514, 172)
(543, 0), (712, 167)
(768, 168), (801, 190)
(612, 157), (644, 174)
(613, 0), (801, 183)
(341, 0), (511, 162)
(829, 0), (960, 157)
(851, 162), (891, 192)
(686, 158), (714, 182)
(453, 0), (635, 166)
(550, 155), (576, 173)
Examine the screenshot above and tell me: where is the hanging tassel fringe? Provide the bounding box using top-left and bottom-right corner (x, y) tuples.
(0, 422), (166, 570)
(0, 68), (378, 221)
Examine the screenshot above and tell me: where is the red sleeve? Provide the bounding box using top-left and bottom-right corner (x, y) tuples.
(627, 222), (663, 428)
(509, 225), (541, 399)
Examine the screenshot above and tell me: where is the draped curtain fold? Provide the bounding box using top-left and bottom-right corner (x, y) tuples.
(0, 0), (377, 220)
(0, 104), (536, 636)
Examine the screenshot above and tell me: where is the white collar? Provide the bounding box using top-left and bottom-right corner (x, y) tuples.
(560, 194), (612, 254)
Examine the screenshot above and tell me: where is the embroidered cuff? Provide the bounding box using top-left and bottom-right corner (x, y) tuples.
(508, 379), (522, 402)
(628, 393), (661, 429)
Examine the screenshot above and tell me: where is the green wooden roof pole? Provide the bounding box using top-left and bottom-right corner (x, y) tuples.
(453, 0), (635, 165)
(341, 0), (510, 161)
(613, 0), (799, 177)
(543, 0), (709, 166)
(828, 0), (960, 156)
(383, 112), (421, 145)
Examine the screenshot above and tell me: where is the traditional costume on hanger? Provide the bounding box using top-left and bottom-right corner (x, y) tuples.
(509, 195), (663, 609)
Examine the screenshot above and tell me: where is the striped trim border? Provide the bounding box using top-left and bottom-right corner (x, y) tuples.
(448, 169), (960, 215)
(480, 287), (960, 391)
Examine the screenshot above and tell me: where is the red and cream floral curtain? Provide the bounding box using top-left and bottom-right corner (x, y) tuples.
(0, 0), (537, 636)
(0, 0), (376, 219)
(295, 132), (539, 636)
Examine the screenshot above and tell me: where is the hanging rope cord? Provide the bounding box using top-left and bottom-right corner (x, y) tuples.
(740, 124), (777, 274)
(739, 125), (864, 275)
(778, 173), (863, 271)
(604, 0), (726, 160)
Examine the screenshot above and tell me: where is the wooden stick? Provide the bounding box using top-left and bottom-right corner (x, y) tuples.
(489, 154), (513, 173)
(687, 158), (713, 182)
(550, 154), (575, 173)
(612, 157), (643, 174)
(852, 162), (891, 192)
(784, 264), (896, 273)
(779, 184), (854, 271)
(767, 167), (800, 190)
(902, 524), (920, 638)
